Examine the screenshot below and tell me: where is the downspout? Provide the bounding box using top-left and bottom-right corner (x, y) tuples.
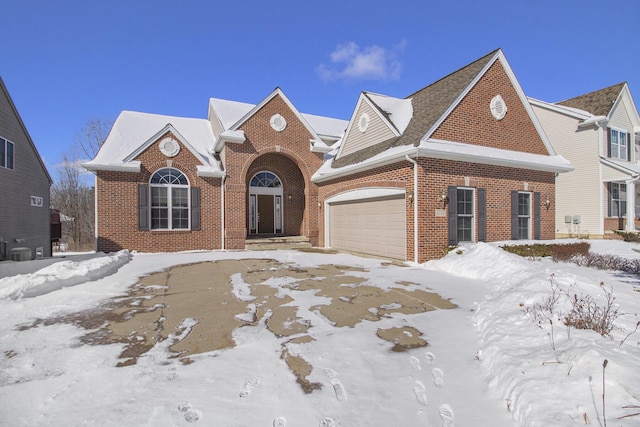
(93, 173), (98, 252)
(221, 174), (226, 250)
(405, 154), (418, 264)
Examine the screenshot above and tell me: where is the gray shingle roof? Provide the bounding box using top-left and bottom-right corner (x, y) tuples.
(557, 82), (625, 117)
(332, 49), (499, 169)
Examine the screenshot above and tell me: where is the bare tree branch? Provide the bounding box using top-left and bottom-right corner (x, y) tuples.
(74, 117), (113, 160)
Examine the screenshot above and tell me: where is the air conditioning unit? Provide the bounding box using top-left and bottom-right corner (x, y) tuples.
(10, 247), (32, 261)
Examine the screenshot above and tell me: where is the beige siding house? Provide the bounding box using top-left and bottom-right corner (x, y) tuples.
(530, 83), (640, 238)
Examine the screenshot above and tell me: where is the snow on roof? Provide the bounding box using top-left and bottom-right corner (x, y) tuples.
(83, 111), (219, 174)
(313, 137), (573, 183)
(209, 98), (347, 140)
(365, 92), (413, 134)
(209, 98), (254, 129)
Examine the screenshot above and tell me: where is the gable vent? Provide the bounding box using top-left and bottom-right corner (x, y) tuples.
(270, 114), (287, 132)
(358, 113), (370, 132)
(490, 95), (507, 120)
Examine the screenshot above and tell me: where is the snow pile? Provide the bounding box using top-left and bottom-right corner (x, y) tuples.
(0, 243), (639, 425)
(0, 250), (131, 299)
(427, 243), (640, 426)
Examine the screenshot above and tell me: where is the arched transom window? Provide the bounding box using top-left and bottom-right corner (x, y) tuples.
(250, 171), (282, 188)
(150, 168), (190, 230)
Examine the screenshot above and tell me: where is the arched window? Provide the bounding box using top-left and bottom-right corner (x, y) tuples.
(149, 168), (190, 230)
(250, 171), (282, 188)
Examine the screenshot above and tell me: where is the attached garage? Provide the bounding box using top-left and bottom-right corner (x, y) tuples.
(326, 189), (406, 260)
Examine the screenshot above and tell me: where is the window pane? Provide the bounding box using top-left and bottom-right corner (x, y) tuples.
(518, 218), (529, 239)
(172, 208), (189, 229)
(151, 187), (167, 207)
(457, 217), (472, 242)
(6, 142), (13, 169)
(457, 189), (473, 215)
(172, 188), (188, 207)
(151, 208), (168, 229)
(518, 193), (530, 216)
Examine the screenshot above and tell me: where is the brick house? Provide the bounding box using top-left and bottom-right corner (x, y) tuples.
(84, 49), (572, 262)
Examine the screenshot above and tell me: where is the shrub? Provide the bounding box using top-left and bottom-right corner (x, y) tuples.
(613, 230), (640, 243)
(572, 253), (640, 275)
(563, 282), (619, 337)
(501, 242), (590, 261)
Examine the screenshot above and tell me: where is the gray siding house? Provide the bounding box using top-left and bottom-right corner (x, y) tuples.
(0, 76), (52, 260)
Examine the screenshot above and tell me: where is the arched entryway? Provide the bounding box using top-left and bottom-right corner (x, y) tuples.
(245, 153), (307, 237)
(248, 171), (283, 235)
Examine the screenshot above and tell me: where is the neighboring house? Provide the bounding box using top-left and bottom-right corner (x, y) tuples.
(0, 76), (53, 260)
(83, 49), (572, 262)
(530, 83), (640, 238)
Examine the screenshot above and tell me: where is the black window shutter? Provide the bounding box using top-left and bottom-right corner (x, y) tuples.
(607, 128), (611, 157)
(628, 132), (632, 161)
(534, 192), (541, 240)
(607, 183), (612, 217)
(511, 190), (519, 240)
(447, 186), (458, 246)
(477, 188), (486, 242)
(138, 185), (150, 231)
(191, 187), (201, 231)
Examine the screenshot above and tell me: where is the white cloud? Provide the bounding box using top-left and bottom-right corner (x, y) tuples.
(317, 40), (406, 82)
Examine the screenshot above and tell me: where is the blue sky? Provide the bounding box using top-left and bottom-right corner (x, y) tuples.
(2, 0), (639, 180)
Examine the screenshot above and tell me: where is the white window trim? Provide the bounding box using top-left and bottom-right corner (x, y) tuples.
(608, 181), (627, 218)
(456, 187), (475, 243)
(609, 127), (629, 161)
(149, 168), (191, 230)
(518, 191), (532, 239)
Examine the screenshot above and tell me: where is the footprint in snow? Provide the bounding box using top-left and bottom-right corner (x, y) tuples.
(439, 403), (454, 426)
(319, 418), (336, 427)
(273, 416), (287, 427)
(413, 380), (428, 406)
(177, 403), (201, 423)
(331, 379), (348, 402)
(239, 377), (261, 398)
(424, 351), (436, 365)
(432, 368), (444, 387)
(410, 356), (421, 371)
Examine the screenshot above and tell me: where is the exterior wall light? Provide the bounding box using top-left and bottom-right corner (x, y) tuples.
(439, 190), (448, 203)
(545, 196), (551, 209)
(407, 189), (414, 204)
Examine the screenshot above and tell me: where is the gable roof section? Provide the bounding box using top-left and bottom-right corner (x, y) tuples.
(334, 92), (407, 159)
(557, 83), (625, 117)
(331, 50), (499, 169)
(315, 49), (572, 182)
(82, 111), (223, 176)
(0, 76), (52, 185)
(208, 88), (348, 154)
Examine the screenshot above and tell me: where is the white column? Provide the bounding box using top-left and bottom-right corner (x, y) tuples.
(626, 180), (636, 231)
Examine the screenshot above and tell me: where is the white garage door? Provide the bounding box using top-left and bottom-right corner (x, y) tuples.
(329, 195), (406, 260)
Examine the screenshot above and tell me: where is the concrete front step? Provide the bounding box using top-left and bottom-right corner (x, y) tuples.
(245, 236), (312, 251)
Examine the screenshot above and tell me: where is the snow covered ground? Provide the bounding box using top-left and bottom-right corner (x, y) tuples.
(0, 240), (639, 426)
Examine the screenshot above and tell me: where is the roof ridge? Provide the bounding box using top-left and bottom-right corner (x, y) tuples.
(404, 48), (500, 99)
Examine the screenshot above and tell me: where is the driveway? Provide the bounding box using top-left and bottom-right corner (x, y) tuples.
(22, 256), (456, 393)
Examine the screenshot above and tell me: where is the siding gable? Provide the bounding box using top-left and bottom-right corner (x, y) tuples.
(337, 96), (397, 159)
(609, 96), (634, 132)
(431, 59), (550, 155)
